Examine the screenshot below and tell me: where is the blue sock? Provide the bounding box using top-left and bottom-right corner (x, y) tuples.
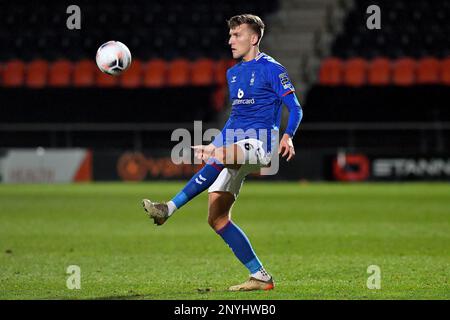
(216, 220), (263, 274)
(171, 158), (224, 209)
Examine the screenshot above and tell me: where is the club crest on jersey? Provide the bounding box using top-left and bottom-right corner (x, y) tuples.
(279, 73), (294, 90)
(237, 88), (244, 98)
(231, 75), (237, 83)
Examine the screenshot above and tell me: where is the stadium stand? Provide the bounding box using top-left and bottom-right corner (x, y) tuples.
(305, 0), (449, 127)
(317, 56), (450, 87)
(0, 0), (448, 154)
(331, 0), (450, 59)
(0, 0), (279, 62)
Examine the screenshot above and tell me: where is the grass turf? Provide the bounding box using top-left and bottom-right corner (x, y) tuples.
(0, 182), (449, 300)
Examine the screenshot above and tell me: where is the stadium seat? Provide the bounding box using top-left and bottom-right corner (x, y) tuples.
(191, 58), (215, 86)
(96, 69), (118, 87)
(25, 59), (49, 88)
(73, 60), (96, 87)
(120, 59), (143, 88)
(368, 57), (391, 86)
(417, 57), (440, 84)
(392, 58), (416, 86)
(343, 58), (367, 87)
(318, 57), (343, 86)
(228, 59), (237, 69)
(143, 59), (167, 88)
(440, 57), (450, 85)
(48, 59), (72, 87)
(167, 59), (190, 87)
(215, 59), (228, 86)
(2, 60), (25, 87)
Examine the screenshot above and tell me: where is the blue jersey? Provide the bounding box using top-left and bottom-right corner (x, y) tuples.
(213, 52), (300, 152)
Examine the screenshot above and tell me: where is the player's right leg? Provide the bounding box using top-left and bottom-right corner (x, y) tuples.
(142, 144), (244, 226)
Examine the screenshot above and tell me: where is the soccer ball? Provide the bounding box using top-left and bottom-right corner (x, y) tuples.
(95, 41), (132, 75)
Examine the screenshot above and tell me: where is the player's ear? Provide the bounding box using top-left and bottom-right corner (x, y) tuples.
(251, 33), (259, 46)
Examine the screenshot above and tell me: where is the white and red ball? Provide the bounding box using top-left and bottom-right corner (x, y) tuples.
(95, 41), (132, 75)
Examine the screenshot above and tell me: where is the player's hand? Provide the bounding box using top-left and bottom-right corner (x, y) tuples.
(278, 133), (295, 162)
(192, 144), (215, 162)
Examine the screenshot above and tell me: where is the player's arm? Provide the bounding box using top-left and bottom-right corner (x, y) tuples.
(279, 92), (303, 161)
(267, 64), (303, 161)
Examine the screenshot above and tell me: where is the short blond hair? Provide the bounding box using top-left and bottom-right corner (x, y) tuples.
(227, 14), (265, 43)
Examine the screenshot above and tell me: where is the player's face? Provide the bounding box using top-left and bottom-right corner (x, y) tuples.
(228, 24), (257, 60)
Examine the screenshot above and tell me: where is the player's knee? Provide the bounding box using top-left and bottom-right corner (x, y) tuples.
(208, 214), (229, 231)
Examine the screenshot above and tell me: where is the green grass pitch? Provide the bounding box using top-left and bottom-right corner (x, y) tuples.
(0, 182), (449, 300)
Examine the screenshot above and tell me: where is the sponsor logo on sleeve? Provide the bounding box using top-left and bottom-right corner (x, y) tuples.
(279, 73), (294, 91)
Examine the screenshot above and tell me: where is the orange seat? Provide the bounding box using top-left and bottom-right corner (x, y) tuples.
(215, 59), (228, 85)
(48, 59), (72, 87)
(440, 57), (450, 85)
(368, 57), (391, 86)
(120, 59), (142, 88)
(167, 59), (190, 87)
(143, 59), (167, 88)
(96, 68), (119, 87)
(392, 58), (416, 86)
(343, 58), (367, 86)
(26, 60), (49, 88)
(318, 57), (343, 85)
(228, 59), (237, 69)
(73, 60), (96, 87)
(3, 60), (26, 87)
(417, 57), (440, 84)
(191, 58), (215, 86)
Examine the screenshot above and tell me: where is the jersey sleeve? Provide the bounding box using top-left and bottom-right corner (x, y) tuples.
(282, 92), (303, 137)
(266, 63), (296, 98)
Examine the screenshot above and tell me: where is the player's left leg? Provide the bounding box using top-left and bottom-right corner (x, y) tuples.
(208, 159), (274, 291)
(142, 144), (243, 225)
(208, 191), (274, 291)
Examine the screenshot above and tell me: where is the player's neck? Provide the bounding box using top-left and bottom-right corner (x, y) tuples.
(242, 47), (260, 62)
